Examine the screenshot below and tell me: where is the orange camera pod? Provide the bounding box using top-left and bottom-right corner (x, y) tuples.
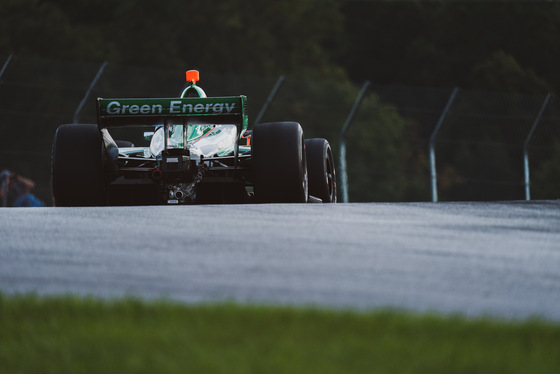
(186, 70), (200, 83)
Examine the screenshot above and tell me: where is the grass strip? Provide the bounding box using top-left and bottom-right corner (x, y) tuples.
(1, 293), (559, 374)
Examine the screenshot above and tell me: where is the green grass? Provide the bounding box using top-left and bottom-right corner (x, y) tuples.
(1, 293), (560, 374)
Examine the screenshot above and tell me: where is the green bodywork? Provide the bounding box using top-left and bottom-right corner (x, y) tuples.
(97, 96), (249, 156)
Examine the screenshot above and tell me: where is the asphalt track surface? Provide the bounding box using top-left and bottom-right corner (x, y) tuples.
(1, 201), (559, 320)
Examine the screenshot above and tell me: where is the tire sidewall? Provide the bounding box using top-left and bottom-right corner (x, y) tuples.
(252, 121), (308, 203)
(52, 124), (106, 206)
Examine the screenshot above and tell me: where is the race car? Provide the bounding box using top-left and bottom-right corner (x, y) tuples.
(51, 70), (336, 206)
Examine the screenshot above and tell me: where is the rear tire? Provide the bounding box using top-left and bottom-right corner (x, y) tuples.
(51, 124), (106, 206)
(252, 122), (308, 203)
(305, 138), (337, 203)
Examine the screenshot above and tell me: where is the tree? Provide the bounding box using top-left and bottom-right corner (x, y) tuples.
(469, 51), (549, 94)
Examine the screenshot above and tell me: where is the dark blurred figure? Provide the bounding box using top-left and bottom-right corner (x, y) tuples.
(0, 169), (45, 207)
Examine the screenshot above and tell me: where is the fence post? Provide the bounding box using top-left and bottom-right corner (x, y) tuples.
(339, 81), (370, 203)
(253, 75), (285, 126)
(72, 61), (108, 124)
(429, 87), (459, 202)
(0, 54), (14, 83)
(523, 93), (552, 201)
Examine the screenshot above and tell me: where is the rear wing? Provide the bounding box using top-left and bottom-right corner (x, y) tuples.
(96, 96), (248, 133)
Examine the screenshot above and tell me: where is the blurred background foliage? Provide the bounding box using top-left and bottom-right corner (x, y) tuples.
(1, 0), (559, 203)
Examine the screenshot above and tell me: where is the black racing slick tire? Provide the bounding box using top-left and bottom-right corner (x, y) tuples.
(51, 124), (106, 206)
(305, 138), (337, 203)
(252, 121), (308, 203)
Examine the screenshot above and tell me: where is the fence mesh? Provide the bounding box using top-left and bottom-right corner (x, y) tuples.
(1, 55), (559, 205)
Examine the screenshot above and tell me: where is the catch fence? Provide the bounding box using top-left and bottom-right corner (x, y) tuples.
(1, 55), (558, 205)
